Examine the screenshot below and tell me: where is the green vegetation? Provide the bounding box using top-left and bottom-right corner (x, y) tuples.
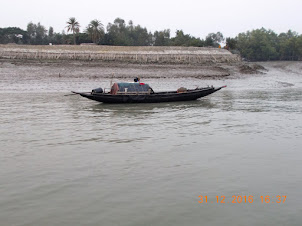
(226, 28), (302, 61)
(105, 18), (151, 46)
(0, 27), (29, 44)
(1, 18), (302, 61)
(86, 19), (104, 44)
(66, 17), (80, 45)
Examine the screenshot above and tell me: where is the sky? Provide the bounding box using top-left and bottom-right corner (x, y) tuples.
(1, 0), (301, 39)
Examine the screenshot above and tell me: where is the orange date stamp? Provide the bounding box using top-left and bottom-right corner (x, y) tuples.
(198, 195), (287, 204)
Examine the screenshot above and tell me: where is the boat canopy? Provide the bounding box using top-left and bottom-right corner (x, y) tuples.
(111, 82), (152, 94)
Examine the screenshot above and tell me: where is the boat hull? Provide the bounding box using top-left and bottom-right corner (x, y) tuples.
(74, 87), (223, 104)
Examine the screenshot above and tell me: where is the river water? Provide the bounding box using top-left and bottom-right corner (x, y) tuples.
(0, 62), (302, 225)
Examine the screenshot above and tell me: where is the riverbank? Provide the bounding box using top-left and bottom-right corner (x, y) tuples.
(0, 45), (240, 64)
(0, 58), (269, 81)
(1, 45), (273, 80)
(1, 58), (301, 95)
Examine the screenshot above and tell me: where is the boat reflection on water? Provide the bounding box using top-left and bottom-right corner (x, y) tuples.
(86, 98), (218, 116)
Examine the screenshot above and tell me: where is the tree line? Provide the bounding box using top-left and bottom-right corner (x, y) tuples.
(226, 28), (302, 61)
(0, 17), (225, 47)
(0, 17), (302, 61)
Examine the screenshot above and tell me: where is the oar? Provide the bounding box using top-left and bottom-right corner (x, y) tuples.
(64, 91), (91, 96)
(64, 91), (82, 96)
(64, 93), (78, 96)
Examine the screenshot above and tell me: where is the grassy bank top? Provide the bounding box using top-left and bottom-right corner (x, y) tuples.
(0, 44), (232, 55)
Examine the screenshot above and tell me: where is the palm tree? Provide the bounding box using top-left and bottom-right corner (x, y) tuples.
(86, 19), (104, 44)
(66, 17), (80, 45)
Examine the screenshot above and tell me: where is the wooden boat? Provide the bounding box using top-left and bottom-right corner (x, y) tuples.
(71, 82), (226, 104)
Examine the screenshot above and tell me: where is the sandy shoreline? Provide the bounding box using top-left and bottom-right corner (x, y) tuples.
(1, 59), (301, 93)
(0, 58), (269, 80)
(1, 45), (268, 80)
(2, 45), (301, 81)
(0, 45), (240, 64)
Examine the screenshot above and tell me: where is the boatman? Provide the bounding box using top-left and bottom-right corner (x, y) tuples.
(134, 77), (140, 82)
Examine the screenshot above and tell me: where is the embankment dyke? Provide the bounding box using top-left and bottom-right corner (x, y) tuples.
(0, 45), (241, 64)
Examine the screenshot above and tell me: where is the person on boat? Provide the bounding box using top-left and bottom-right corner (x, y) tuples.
(134, 77), (145, 85)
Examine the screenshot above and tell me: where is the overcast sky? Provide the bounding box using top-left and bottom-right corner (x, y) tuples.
(1, 0), (301, 38)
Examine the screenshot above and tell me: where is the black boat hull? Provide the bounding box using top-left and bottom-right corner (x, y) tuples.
(73, 87), (223, 103)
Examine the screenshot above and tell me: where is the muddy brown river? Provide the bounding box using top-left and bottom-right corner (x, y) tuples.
(0, 61), (302, 225)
